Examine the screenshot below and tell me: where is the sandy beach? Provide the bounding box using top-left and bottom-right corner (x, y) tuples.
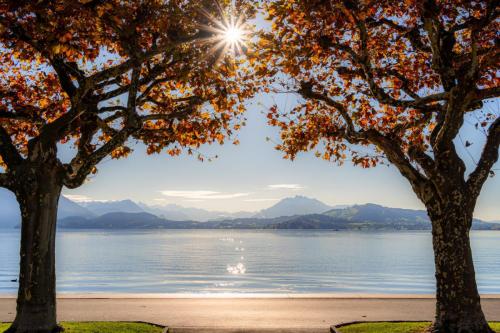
(1, 295), (500, 332)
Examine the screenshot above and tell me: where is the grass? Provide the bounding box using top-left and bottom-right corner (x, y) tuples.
(337, 322), (500, 333)
(0, 322), (163, 333)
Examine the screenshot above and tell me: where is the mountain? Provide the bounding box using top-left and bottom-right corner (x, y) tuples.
(323, 203), (429, 224)
(58, 196), (95, 219)
(58, 203), (500, 231)
(254, 196), (332, 218)
(3, 190), (499, 231)
(80, 200), (145, 216)
(139, 202), (254, 222)
(0, 189), (94, 228)
(58, 212), (197, 229)
(322, 203), (499, 230)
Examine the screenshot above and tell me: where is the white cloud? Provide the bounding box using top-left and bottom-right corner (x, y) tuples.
(64, 194), (93, 202)
(160, 190), (250, 200)
(267, 184), (304, 190)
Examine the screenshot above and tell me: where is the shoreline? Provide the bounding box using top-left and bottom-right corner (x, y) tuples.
(2, 297), (500, 329)
(1, 293), (500, 299)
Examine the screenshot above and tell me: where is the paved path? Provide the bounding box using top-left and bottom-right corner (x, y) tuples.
(1, 297), (500, 332)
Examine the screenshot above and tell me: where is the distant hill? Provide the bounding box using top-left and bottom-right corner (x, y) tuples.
(0, 189), (94, 228)
(2, 190), (498, 231)
(58, 196), (95, 219)
(321, 204), (499, 230)
(323, 203), (429, 224)
(58, 204), (500, 231)
(80, 200), (145, 216)
(254, 196), (332, 218)
(58, 212), (196, 229)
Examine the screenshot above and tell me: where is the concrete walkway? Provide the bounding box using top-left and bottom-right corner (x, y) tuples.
(1, 296), (500, 332)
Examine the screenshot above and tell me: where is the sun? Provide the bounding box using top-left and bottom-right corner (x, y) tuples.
(224, 25), (244, 45)
(198, 7), (250, 59)
(214, 16), (249, 56)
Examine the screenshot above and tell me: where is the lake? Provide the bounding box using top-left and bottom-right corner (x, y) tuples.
(1, 229), (499, 294)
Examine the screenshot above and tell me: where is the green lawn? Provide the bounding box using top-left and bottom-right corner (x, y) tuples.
(0, 322), (163, 333)
(338, 322), (500, 333)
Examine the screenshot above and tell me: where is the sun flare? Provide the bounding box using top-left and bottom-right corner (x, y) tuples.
(214, 17), (248, 56)
(198, 6), (250, 60)
(224, 25), (244, 45)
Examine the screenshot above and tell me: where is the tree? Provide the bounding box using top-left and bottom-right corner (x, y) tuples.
(0, 1), (253, 332)
(255, 0), (499, 332)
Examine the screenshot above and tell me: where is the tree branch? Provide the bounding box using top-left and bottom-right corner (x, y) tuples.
(418, 0), (457, 91)
(450, 4), (499, 32)
(467, 117), (500, 198)
(366, 18), (431, 52)
(298, 82), (357, 136)
(86, 32), (205, 90)
(327, 10), (445, 112)
(63, 127), (134, 189)
(365, 130), (433, 203)
(0, 172), (13, 190)
(0, 126), (23, 167)
(0, 111), (31, 121)
(476, 86), (500, 101)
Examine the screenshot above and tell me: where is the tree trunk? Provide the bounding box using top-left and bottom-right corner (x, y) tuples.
(6, 164), (63, 333)
(428, 203), (493, 333)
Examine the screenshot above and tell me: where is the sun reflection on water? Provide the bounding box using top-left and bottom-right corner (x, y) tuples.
(227, 263), (246, 275)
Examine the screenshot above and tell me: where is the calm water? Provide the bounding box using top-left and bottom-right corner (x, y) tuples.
(1, 229), (499, 294)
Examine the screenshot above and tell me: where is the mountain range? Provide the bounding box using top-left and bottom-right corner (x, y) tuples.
(1, 189), (499, 230)
(0, 190), (95, 228)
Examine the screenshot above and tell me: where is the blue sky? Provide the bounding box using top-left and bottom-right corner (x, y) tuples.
(60, 92), (500, 221)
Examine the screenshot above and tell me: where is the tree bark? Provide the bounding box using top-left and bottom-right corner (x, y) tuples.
(427, 202), (493, 333)
(6, 163), (63, 333)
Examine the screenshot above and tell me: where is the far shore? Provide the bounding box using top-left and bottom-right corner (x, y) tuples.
(1, 293), (500, 299)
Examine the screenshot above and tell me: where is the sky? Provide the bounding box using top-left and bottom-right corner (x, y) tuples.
(46, 12), (500, 221)
(59, 91), (500, 221)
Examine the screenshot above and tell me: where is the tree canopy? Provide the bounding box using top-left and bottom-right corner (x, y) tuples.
(0, 0), (255, 189)
(256, 0), (499, 204)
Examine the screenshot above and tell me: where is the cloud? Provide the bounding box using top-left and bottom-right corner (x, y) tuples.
(63, 194), (93, 202)
(160, 190), (250, 200)
(244, 198), (280, 202)
(267, 184), (304, 190)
